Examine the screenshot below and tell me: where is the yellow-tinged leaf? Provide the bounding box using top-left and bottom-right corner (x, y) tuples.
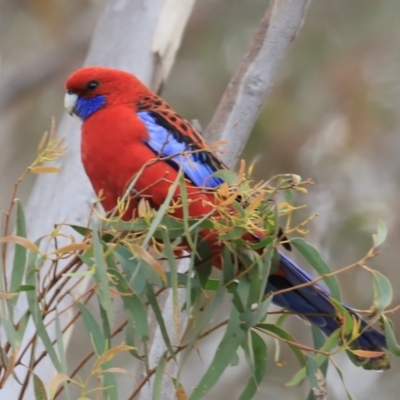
(53, 243), (90, 255)
(131, 244), (167, 283)
(209, 139), (228, 149)
(296, 187), (308, 194)
(2, 350), (17, 390)
(290, 174), (302, 185)
(93, 344), (135, 371)
(350, 349), (385, 358)
(102, 367), (135, 381)
(37, 131), (49, 153)
(238, 159), (246, 181)
(138, 198), (149, 218)
(0, 236), (39, 252)
(0, 292), (18, 299)
(30, 166), (61, 174)
(218, 182), (229, 198)
(247, 192), (264, 213)
(351, 316), (362, 341)
(62, 269), (94, 277)
(109, 287), (133, 296)
(219, 192), (238, 207)
(49, 373), (72, 398)
(176, 383), (188, 400)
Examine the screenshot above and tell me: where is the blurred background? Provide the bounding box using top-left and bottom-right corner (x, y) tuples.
(1, 0), (400, 398)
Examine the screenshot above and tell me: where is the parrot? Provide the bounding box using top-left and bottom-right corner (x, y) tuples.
(64, 66), (389, 369)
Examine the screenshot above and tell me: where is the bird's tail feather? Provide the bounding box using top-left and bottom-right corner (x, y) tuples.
(265, 253), (389, 370)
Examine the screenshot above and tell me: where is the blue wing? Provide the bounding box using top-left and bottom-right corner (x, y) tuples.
(138, 111), (223, 188)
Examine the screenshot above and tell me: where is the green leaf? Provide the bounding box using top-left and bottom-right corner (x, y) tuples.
(98, 298), (116, 400)
(372, 270), (392, 314)
(238, 331), (267, 400)
(257, 324), (306, 368)
(108, 269), (149, 341)
(125, 315), (142, 360)
(183, 230), (199, 316)
(328, 297), (354, 337)
(383, 316), (400, 357)
(16, 311), (30, 344)
(305, 356), (319, 389)
(231, 200), (246, 218)
(2, 319), (21, 350)
(15, 285), (35, 292)
(211, 169), (238, 184)
(179, 174), (197, 253)
(284, 188), (294, 205)
(77, 303), (117, 399)
(8, 201), (27, 316)
(290, 238), (341, 301)
(103, 218), (148, 232)
(147, 284), (175, 358)
(250, 331), (268, 382)
(194, 240), (213, 287)
(99, 302), (111, 341)
(246, 255), (262, 308)
(222, 245), (236, 284)
(203, 279), (220, 291)
(190, 309), (246, 400)
(26, 242), (62, 372)
(91, 221), (113, 324)
(372, 220), (387, 248)
(78, 302), (106, 356)
(55, 311), (71, 399)
(258, 249), (272, 303)
(33, 374), (48, 400)
(220, 226), (245, 240)
(114, 246), (146, 294)
(104, 216), (190, 240)
(240, 297), (272, 330)
(179, 281), (227, 372)
(153, 352), (167, 400)
(286, 330), (340, 387)
(142, 169), (183, 247)
(69, 224), (91, 236)
(102, 360), (118, 399)
(311, 325), (328, 375)
(161, 229), (179, 331)
(166, 272), (201, 290)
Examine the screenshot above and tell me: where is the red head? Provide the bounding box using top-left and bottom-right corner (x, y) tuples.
(64, 66), (152, 120)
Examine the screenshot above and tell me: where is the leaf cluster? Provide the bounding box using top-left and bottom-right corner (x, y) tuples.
(0, 130), (398, 400)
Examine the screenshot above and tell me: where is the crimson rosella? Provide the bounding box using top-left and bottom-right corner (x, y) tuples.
(64, 66), (388, 369)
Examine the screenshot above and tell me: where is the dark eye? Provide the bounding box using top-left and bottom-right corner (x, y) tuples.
(86, 80), (99, 91)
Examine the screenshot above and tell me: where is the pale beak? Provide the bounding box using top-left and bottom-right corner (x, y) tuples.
(64, 92), (78, 116)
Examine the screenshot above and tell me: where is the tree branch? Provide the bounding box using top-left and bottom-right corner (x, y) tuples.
(205, 0), (312, 168)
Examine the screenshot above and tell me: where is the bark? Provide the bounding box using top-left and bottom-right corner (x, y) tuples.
(206, 0), (312, 169)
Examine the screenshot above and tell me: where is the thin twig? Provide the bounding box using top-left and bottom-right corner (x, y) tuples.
(128, 319), (229, 400)
(270, 250), (377, 298)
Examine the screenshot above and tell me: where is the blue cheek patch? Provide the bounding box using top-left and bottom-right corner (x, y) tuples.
(75, 95), (106, 120)
(138, 111), (223, 188)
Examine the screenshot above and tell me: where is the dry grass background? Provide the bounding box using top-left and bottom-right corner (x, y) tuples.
(1, 0), (400, 398)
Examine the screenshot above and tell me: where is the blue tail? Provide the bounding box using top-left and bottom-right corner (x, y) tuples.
(265, 253), (389, 370)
